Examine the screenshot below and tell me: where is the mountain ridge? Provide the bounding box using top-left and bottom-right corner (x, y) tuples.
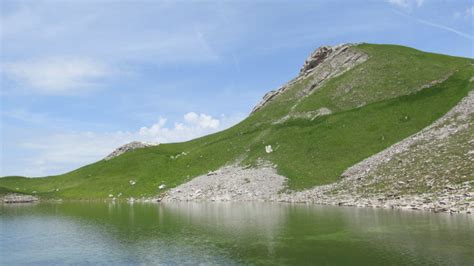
(251, 43), (368, 114)
(1, 43), (473, 213)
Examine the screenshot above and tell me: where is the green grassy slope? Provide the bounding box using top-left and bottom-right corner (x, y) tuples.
(1, 44), (473, 199)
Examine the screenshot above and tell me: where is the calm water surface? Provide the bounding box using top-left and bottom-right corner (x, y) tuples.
(1, 202), (473, 265)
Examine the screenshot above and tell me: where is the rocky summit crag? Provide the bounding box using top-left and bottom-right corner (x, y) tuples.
(1, 43), (473, 214)
(251, 43), (368, 114)
(104, 141), (156, 161)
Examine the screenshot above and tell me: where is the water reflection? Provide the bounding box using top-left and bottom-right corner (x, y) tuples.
(164, 202), (287, 237)
(339, 208), (474, 265)
(1, 202), (473, 265)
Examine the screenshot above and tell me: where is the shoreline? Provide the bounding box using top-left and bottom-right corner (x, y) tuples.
(3, 193), (472, 215)
(159, 191), (473, 215)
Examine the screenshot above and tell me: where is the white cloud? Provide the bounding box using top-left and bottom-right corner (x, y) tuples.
(138, 112), (224, 143)
(183, 112), (220, 129)
(393, 9), (473, 40)
(2, 109), (48, 124)
(454, 6), (474, 19)
(2, 57), (113, 94)
(468, 7), (474, 17)
(1, 3), (223, 67)
(8, 112), (243, 176)
(387, 0), (425, 10)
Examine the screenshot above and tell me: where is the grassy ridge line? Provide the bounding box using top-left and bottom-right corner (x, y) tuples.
(0, 44), (472, 199)
(251, 65), (473, 189)
(245, 44), (468, 125)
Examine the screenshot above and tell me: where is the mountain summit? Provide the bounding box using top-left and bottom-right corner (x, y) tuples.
(251, 43), (367, 114)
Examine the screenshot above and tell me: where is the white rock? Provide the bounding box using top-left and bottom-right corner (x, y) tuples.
(104, 141), (155, 160)
(159, 184), (166, 189)
(129, 180), (136, 185)
(265, 145), (273, 154)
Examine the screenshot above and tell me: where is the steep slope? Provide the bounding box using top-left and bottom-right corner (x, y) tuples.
(276, 90), (473, 213)
(1, 43), (473, 201)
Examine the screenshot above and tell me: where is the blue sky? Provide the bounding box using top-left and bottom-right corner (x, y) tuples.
(1, 0), (473, 177)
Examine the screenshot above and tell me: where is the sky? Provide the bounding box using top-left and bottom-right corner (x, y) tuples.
(1, 0), (473, 177)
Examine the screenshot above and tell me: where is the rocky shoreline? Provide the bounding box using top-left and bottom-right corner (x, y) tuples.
(2, 193), (39, 203)
(159, 163), (472, 215)
(276, 182), (473, 215)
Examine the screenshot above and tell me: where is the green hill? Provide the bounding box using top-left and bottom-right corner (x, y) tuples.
(1, 43), (473, 200)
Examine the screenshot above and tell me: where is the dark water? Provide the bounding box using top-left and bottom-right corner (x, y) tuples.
(1, 202), (473, 265)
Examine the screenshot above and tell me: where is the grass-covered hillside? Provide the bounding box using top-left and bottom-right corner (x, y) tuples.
(1, 44), (473, 199)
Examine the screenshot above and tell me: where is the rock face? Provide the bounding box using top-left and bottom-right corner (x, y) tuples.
(250, 43), (368, 114)
(300, 45), (336, 74)
(104, 141), (155, 161)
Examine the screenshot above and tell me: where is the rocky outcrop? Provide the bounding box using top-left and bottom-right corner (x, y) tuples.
(251, 43), (368, 114)
(273, 107), (332, 124)
(2, 194), (39, 203)
(104, 141), (155, 161)
(299, 46), (335, 74)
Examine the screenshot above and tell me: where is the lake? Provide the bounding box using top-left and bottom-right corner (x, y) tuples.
(1, 202), (473, 265)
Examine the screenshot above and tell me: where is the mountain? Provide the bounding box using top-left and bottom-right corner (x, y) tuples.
(1, 43), (473, 212)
